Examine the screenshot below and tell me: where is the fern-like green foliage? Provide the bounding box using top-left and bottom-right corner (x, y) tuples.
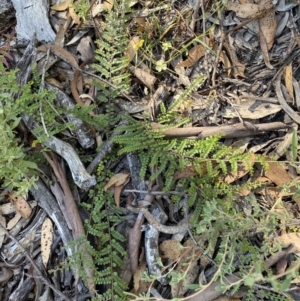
(84, 160), (127, 301)
(92, 1), (131, 128)
(113, 114), (257, 224)
(65, 157), (127, 301)
(110, 102), (291, 300)
(0, 61), (39, 194)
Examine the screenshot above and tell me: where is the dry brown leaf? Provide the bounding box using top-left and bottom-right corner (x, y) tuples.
(268, 126), (296, 160)
(51, 0), (72, 11)
(159, 240), (182, 261)
(173, 165), (199, 179)
(276, 255), (288, 275)
(257, 186), (292, 198)
(259, 0), (276, 50)
(222, 101), (281, 119)
(259, 27), (273, 69)
(0, 212), (6, 236)
(226, 3), (260, 18)
(276, 233), (300, 252)
(77, 36), (95, 62)
(128, 65), (156, 91)
(178, 45), (205, 68)
(223, 153), (255, 184)
(69, 6), (80, 24)
(171, 238), (203, 298)
(41, 218), (54, 267)
(92, 0), (113, 17)
(49, 44), (78, 67)
(264, 160), (292, 186)
(284, 64), (294, 102)
(104, 173), (130, 191)
(135, 17), (154, 39)
(46, 77), (64, 89)
(125, 36), (141, 62)
(174, 160), (219, 179)
(223, 37), (245, 78)
(133, 260), (151, 294)
(7, 212), (21, 230)
(54, 24), (65, 47)
(218, 50), (231, 77)
(129, 214), (144, 273)
(9, 194), (32, 219)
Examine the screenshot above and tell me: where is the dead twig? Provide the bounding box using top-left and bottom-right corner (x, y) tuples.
(127, 206), (189, 234)
(151, 121), (292, 138)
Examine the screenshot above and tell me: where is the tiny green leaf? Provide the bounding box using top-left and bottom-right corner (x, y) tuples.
(292, 129), (298, 161)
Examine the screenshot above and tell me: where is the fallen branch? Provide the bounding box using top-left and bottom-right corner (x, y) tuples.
(22, 114), (96, 190)
(151, 122), (292, 138)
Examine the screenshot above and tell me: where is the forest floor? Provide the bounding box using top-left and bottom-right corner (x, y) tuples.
(0, 0), (300, 300)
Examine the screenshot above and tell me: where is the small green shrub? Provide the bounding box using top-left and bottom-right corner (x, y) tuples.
(0, 62), (38, 194)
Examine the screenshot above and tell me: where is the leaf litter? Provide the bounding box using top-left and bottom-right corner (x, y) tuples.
(0, 0), (300, 300)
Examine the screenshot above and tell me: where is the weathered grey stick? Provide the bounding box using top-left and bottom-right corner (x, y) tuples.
(30, 179), (73, 255)
(45, 82), (95, 149)
(145, 202), (168, 285)
(15, 41), (95, 189)
(22, 114), (96, 190)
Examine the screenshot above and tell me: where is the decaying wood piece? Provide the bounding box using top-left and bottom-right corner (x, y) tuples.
(15, 39), (37, 86)
(151, 122), (292, 138)
(144, 202), (168, 285)
(30, 180), (74, 256)
(22, 114), (96, 189)
(45, 82), (95, 149)
(43, 135), (96, 189)
(11, 0), (55, 42)
(0, 0), (14, 27)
